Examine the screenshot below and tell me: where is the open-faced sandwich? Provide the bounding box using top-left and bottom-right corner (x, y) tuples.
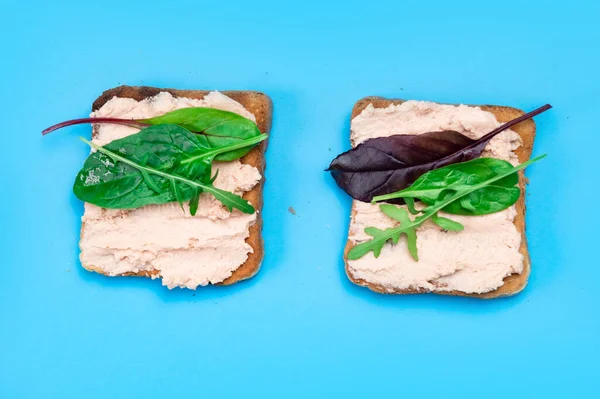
(328, 97), (550, 298)
(44, 86), (272, 289)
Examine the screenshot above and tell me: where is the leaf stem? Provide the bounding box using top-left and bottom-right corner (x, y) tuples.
(42, 118), (150, 135)
(430, 104), (552, 164)
(477, 104), (552, 144)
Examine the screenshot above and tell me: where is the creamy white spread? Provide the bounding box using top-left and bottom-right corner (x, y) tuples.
(80, 91), (261, 289)
(347, 101), (524, 294)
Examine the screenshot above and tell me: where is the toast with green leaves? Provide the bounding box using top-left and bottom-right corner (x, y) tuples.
(342, 97), (537, 298)
(81, 86), (272, 287)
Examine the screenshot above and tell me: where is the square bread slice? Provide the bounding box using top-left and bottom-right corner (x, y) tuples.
(84, 85), (272, 286)
(344, 97), (536, 299)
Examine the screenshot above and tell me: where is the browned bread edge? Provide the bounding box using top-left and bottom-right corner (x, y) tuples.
(81, 85), (272, 287)
(344, 96), (535, 299)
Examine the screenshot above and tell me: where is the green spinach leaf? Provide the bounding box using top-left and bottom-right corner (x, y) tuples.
(141, 108), (262, 161)
(73, 124), (265, 215)
(374, 158), (525, 216)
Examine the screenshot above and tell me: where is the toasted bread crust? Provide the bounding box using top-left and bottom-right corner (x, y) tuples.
(82, 85), (272, 287)
(344, 97), (535, 298)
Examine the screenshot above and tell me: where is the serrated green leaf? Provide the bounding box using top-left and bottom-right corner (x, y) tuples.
(189, 187), (200, 216)
(364, 227), (383, 237)
(405, 229), (418, 261)
(201, 184), (255, 214)
(431, 213), (464, 231)
(380, 204), (410, 222)
(348, 240), (381, 260)
(141, 170), (161, 194)
(350, 204), (420, 259)
(404, 197), (419, 215)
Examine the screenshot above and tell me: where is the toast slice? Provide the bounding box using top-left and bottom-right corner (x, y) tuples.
(344, 97), (535, 299)
(84, 85), (272, 286)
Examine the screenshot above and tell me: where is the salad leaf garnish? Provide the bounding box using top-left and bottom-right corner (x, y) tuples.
(328, 104), (551, 203)
(73, 124), (265, 215)
(347, 155), (545, 260)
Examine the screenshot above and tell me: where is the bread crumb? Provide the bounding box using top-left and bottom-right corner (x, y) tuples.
(288, 206), (297, 215)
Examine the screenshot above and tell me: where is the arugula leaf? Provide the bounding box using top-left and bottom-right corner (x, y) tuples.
(189, 187), (200, 216)
(203, 185), (256, 213)
(404, 197), (419, 215)
(73, 124), (263, 215)
(380, 205), (419, 260)
(347, 155), (545, 260)
(430, 214), (464, 231)
(350, 205), (420, 261)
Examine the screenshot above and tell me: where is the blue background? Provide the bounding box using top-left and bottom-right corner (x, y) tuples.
(1, 0), (598, 397)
